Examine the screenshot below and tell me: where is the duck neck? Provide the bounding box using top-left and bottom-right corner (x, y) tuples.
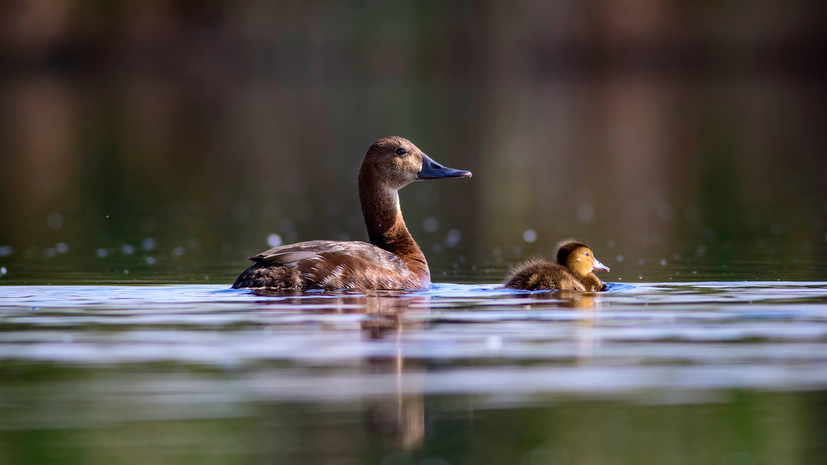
(358, 182), (429, 275)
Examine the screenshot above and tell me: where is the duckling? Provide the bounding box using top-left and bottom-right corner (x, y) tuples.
(504, 240), (609, 291)
(232, 136), (471, 290)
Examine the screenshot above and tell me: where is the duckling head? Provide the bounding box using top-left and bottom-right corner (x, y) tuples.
(556, 240), (610, 277)
(359, 136), (471, 191)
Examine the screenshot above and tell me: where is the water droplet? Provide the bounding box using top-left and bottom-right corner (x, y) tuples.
(638, 259), (644, 265)
(172, 246), (185, 257)
(0, 266), (6, 276)
(0, 246), (12, 257)
(96, 249), (108, 258)
(47, 212), (64, 230)
(576, 204), (595, 223)
(145, 256), (157, 265)
(423, 217), (439, 233)
(45, 248), (56, 257)
(696, 245), (706, 257)
(123, 269), (130, 275)
(142, 238), (156, 251)
(267, 234), (283, 247)
(56, 243), (68, 253)
(122, 245), (135, 255)
(445, 230), (461, 248)
(523, 229), (537, 243)
(616, 255), (624, 262)
(660, 259), (667, 266)
(486, 335), (503, 350)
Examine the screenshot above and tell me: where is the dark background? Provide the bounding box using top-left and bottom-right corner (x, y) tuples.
(1, 0), (826, 284)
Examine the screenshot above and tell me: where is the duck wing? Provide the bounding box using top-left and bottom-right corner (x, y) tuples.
(248, 240), (404, 269)
(245, 240), (424, 290)
(248, 240), (350, 265)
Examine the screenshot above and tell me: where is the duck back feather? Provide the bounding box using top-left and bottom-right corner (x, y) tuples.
(233, 240), (425, 290)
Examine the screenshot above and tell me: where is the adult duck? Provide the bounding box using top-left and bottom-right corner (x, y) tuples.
(232, 136), (471, 290)
(504, 239), (609, 292)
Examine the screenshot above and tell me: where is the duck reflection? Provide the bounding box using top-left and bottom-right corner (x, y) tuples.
(513, 289), (600, 310)
(251, 289), (427, 449)
(511, 290), (602, 363)
(360, 293), (426, 450)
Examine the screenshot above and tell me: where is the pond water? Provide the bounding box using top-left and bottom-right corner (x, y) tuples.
(2, 2), (827, 463)
(2, 281), (827, 465)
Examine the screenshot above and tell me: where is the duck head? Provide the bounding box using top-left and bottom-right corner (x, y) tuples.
(359, 136), (471, 191)
(556, 240), (610, 277)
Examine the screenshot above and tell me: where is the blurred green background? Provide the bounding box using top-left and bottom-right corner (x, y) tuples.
(1, 0), (826, 284)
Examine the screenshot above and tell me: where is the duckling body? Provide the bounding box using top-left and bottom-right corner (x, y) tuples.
(232, 137), (471, 290)
(504, 240), (609, 292)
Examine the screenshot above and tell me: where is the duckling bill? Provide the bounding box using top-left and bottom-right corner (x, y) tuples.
(504, 240), (609, 292)
(233, 136), (471, 291)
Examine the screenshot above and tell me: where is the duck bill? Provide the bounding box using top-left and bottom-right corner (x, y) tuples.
(417, 153), (472, 180)
(592, 257), (610, 272)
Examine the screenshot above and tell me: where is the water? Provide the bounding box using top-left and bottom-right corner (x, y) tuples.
(2, 281), (827, 464)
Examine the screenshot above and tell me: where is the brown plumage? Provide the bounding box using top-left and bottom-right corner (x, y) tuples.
(503, 240), (610, 292)
(232, 136), (471, 290)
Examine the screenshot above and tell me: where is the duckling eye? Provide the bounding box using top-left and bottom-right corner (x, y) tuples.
(395, 147), (408, 156)
(585, 252), (590, 256)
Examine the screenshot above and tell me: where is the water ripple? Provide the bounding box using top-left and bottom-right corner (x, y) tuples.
(1, 281), (827, 414)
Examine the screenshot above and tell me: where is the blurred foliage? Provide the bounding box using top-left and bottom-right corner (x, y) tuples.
(0, 0), (825, 284)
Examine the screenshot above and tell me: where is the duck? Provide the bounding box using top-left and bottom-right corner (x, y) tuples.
(232, 136), (472, 290)
(503, 239), (610, 292)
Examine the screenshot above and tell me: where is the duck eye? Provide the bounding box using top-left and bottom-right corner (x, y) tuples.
(395, 147), (407, 156)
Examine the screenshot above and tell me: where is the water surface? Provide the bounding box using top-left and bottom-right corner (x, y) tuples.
(2, 282), (827, 464)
